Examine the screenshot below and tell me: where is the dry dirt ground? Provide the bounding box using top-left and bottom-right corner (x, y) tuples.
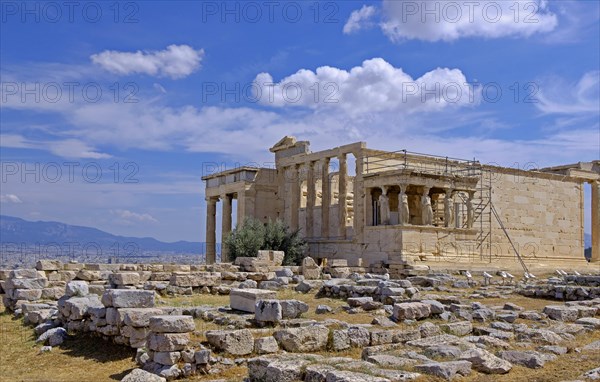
(1, 288), (599, 382)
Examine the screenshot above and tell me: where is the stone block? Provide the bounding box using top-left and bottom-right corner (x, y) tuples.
(273, 325), (329, 352)
(205, 329), (254, 355)
(347, 326), (371, 347)
(76, 269), (101, 281)
(119, 308), (164, 327)
(14, 289), (42, 301)
(63, 263), (84, 271)
(65, 281), (89, 297)
(414, 361), (472, 379)
(153, 351), (181, 366)
(302, 257), (321, 280)
(370, 330), (394, 346)
(440, 321), (473, 336)
(543, 305), (579, 322)
(147, 333), (189, 352)
(111, 272), (140, 286)
(105, 307), (119, 325)
(10, 269), (39, 279)
(0, 270), (12, 280)
(163, 264), (191, 272)
(41, 287), (63, 300)
(280, 300), (309, 319)
(121, 325), (150, 343)
(36, 260), (61, 271)
(255, 299), (282, 323)
(229, 288), (276, 313)
(122, 369), (166, 382)
(499, 350), (548, 369)
(149, 315), (195, 333)
(392, 302), (431, 321)
(169, 273), (220, 287)
(57, 271), (77, 282)
(254, 337), (279, 354)
(102, 289), (155, 308)
(459, 348), (512, 374)
(9, 277), (48, 290)
(347, 297), (373, 308)
(234, 257), (270, 272)
(194, 349), (211, 364)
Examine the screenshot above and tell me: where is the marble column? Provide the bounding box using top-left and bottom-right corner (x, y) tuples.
(338, 153), (348, 238)
(290, 165), (301, 232)
(366, 188), (374, 226)
(421, 187), (433, 226)
(205, 197), (217, 264)
(592, 180), (600, 262)
(398, 184), (410, 225)
(237, 189), (246, 226)
(220, 194), (232, 263)
(306, 161), (316, 238)
(321, 158), (330, 238)
(353, 153), (365, 238)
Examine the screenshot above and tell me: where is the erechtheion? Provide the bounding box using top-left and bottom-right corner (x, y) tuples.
(203, 136), (599, 273)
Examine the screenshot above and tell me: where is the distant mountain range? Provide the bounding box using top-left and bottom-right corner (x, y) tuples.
(585, 233), (592, 249)
(0, 215), (592, 259)
(0, 215), (204, 254)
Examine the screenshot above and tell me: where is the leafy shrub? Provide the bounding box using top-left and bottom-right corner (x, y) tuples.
(225, 218), (307, 265)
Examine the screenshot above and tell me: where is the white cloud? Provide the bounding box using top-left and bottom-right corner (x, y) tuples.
(153, 83), (167, 94)
(0, 194), (22, 204)
(2, 57), (596, 169)
(47, 139), (112, 159)
(253, 58), (477, 115)
(91, 45), (204, 79)
(541, 0), (600, 43)
(343, 5), (377, 34)
(0, 134), (111, 159)
(536, 71), (600, 114)
(111, 209), (158, 223)
(379, 0), (558, 42)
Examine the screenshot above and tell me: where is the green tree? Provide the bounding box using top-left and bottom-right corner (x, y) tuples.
(224, 217), (265, 261)
(225, 218), (307, 265)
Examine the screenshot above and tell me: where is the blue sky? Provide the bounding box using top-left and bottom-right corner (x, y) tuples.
(1, 0), (599, 242)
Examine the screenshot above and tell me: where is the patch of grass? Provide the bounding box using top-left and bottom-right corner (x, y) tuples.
(0, 306), (137, 382)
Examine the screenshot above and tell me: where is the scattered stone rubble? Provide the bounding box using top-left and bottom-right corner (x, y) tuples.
(2, 259), (600, 381)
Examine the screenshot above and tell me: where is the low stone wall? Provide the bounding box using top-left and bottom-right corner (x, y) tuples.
(0, 259), (305, 314)
(518, 281), (600, 301)
(316, 278), (418, 304)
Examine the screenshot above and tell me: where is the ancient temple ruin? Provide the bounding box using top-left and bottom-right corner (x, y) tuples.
(203, 136), (599, 271)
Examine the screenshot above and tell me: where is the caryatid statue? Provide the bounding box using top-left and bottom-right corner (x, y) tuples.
(466, 191), (475, 228)
(444, 189), (455, 228)
(421, 188), (433, 225)
(379, 190), (390, 225)
(398, 186), (410, 225)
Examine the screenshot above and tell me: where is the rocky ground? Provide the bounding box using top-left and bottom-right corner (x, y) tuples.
(1, 258), (599, 381)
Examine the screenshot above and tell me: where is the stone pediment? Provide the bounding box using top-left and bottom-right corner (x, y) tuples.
(270, 136), (297, 152)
